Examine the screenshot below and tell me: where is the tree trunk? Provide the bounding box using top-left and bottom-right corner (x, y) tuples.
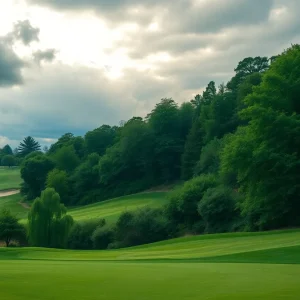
(5, 237), (10, 247)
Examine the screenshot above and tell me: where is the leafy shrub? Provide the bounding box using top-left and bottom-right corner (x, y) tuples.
(67, 219), (105, 250)
(92, 226), (114, 249)
(198, 186), (239, 233)
(168, 174), (218, 229)
(114, 208), (169, 248)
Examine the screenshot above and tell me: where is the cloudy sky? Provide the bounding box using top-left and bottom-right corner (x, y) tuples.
(0, 0), (299, 148)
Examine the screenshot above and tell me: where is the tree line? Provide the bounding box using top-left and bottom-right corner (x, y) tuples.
(1, 44), (299, 249)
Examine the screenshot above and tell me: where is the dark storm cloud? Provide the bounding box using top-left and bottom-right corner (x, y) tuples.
(27, 0), (273, 34)
(0, 65), (179, 141)
(0, 40), (24, 86)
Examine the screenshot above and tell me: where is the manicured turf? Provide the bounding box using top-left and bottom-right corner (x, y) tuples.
(1, 230), (300, 299)
(1, 260), (300, 300)
(69, 192), (168, 223)
(0, 167), (22, 190)
(1, 191), (168, 224)
(0, 193), (28, 219)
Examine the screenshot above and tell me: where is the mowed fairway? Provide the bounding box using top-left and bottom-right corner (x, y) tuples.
(0, 167), (22, 190)
(0, 193), (28, 219)
(1, 230), (300, 299)
(0, 191), (168, 224)
(69, 192), (168, 223)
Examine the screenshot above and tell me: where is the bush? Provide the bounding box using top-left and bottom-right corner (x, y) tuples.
(198, 186), (240, 233)
(92, 226), (114, 249)
(67, 219), (105, 250)
(114, 208), (170, 248)
(168, 174), (218, 229)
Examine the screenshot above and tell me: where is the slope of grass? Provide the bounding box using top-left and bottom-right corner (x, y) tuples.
(0, 167), (22, 190)
(1, 229), (300, 262)
(69, 192), (168, 223)
(0, 193), (28, 219)
(1, 230), (300, 299)
(1, 191), (168, 224)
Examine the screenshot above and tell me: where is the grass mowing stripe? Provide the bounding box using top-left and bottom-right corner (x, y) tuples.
(1, 260), (300, 300)
(1, 230), (300, 262)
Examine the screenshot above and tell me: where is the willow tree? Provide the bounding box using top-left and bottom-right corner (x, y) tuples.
(28, 188), (73, 248)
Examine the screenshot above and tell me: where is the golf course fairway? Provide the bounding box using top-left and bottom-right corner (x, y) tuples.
(1, 229), (300, 299)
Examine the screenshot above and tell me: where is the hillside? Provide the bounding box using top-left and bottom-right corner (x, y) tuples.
(1, 230), (300, 299)
(0, 167), (22, 191)
(69, 192), (168, 223)
(0, 191), (168, 224)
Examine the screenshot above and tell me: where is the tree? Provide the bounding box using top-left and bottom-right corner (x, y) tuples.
(0, 209), (26, 247)
(181, 118), (203, 180)
(227, 56), (269, 91)
(20, 153), (55, 200)
(147, 98), (183, 181)
(220, 45), (300, 230)
(18, 136), (41, 157)
(46, 169), (70, 204)
(1, 144), (13, 156)
(70, 153), (100, 204)
(85, 125), (116, 156)
(1, 155), (16, 167)
(99, 117), (155, 193)
(48, 133), (86, 159)
(179, 102), (194, 140)
(52, 145), (80, 173)
(28, 188), (73, 248)
(198, 186), (239, 233)
(194, 138), (222, 176)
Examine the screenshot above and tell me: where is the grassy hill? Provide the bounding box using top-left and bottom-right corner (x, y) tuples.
(1, 230), (300, 299)
(0, 192), (168, 224)
(69, 192), (168, 223)
(0, 193), (27, 219)
(0, 167), (22, 191)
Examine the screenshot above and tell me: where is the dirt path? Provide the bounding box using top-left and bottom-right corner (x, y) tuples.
(0, 189), (20, 197)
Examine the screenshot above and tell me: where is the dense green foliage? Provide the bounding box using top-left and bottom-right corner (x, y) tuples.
(11, 44), (300, 250)
(0, 209), (26, 246)
(28, 188), (73, 248)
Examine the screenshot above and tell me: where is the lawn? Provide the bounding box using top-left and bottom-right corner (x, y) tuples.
(1, 230), (300, 299)
(0, 167), (22, 191)
(0, 193), (28, 219)
(69, 192), (168, 223)
(1, 191), (168, 224)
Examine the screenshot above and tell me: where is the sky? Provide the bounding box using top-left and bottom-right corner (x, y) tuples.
(0, 0), (299, 149)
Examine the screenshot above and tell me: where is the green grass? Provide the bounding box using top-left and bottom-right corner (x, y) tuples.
(0, 193), (28, 219)
(0, 167), (22, 190)
(1, 230), (300, 299)
(69, 192), (168, 223)
(1, 191), (168, 224)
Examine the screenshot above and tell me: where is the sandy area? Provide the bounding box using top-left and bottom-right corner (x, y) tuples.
(0, 189), (20, 197)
